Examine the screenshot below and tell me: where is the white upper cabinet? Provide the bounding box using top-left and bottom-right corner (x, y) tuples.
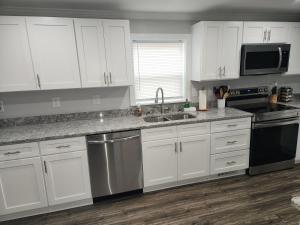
(192, 21), (242, 81)
(26, 17), (81, 90)
(0, 16), (37, 92)
(266, 22), (288, 43)
(0, 157), (48, 215)
(199, 22), (223, 81)
(243, 22), (266, 43)
(243, 22), (288, 43)
(102, 20), (133, 86)
(221, 22), (243, 79)
(287, 23), (300, 75)
(74, 19), (107, 87)
(74, 19), (133, 87)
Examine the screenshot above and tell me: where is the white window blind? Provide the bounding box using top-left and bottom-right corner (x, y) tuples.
(133, 41), (185, 103)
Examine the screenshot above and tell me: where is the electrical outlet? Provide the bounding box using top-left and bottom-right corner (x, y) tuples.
(92, 95), (101, 105)
(52, 97), (61, 108)
(0, 101), (4, 112)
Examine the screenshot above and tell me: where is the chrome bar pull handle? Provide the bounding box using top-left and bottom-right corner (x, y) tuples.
(180, 142), (182, 152)
(223, 66), (226, 76)
(263, 30), (267, 42)
(37, 74), (41, 89)
(4, 151), (21, 156)
(175, 142), (178, 153)
(267, 30), (271, 42)
(104, 72), (107, 85)
(227, 140), (238, 145)
(56, 145), (71, 149)
(277, 47), (282, 70)
(109, 72), (112, 84)
(44, 161), (48, 174)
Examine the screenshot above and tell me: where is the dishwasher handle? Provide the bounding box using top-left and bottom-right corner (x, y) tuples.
(88, 135), (140, 144)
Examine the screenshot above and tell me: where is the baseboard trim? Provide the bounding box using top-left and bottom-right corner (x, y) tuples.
(143, 170), (245, 193)
(0, 198), (93, 222)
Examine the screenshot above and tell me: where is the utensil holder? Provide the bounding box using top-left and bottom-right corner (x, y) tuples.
(217, 99), (226, 109)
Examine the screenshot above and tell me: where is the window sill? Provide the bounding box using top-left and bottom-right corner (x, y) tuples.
(136, 98), (186, 106)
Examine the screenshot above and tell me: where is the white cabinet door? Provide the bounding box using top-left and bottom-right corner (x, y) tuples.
(266, 22), (289, 43)
(0, 157), (47, 215)
(26, 17), (81, 90)
(201, 22), (223, 80)
(221, 22), (243, 79)
(243, 22), (266, 43)
(74, 19), (108, 88)
(103, 20), (133, 86)
(178, 135), (210, 181)
(0, 16), (37, 92)
(287, 23), (300, 75)
(42, 151), (91, 206)
(142, 138), (178, 187)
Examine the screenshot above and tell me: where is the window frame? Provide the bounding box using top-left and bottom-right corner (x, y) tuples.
(130, 33), (191, 106)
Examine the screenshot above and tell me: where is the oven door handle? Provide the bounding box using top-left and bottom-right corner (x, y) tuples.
(254, 118), (299, 129)
(277, 46), (282, 70)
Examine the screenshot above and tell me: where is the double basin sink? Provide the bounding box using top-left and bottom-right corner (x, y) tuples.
(143, 113), (196, 123)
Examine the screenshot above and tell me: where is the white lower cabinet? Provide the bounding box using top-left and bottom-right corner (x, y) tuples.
(0, 137), (92, 218)
(142, 118), (252, 190)
(211, 129), (250, 154)
(142, 138), (178, 187)
(142, 124), (211, 188)
(42, 151), (91, 206)
(210, 150), (249, 175)
(178, 135), (210, 180)
(42, 151), (91, 205)
(0, 157), (48, 215)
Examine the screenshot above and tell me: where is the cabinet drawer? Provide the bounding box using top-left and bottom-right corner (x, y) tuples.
(211, 117), (251, 133)
(210, 150), (249, 174)
(177, 122), (210, 137)
(141, 126), (177, 142)
(0, 142), (39, 161)
(211, 129), (250, 154)
(40, 137), (86, 155)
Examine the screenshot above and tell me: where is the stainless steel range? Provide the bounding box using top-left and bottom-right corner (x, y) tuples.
(227, 86), (300, 175)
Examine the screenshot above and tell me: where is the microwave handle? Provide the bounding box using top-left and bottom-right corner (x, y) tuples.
(277, 47), (282, 70)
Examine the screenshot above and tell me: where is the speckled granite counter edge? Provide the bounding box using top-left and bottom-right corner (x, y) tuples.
(0, 111), (253, 146)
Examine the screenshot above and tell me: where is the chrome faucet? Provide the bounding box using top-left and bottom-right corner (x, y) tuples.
(155, 87), (165, 114)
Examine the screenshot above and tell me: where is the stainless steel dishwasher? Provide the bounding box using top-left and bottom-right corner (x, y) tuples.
(86, 130), (143, 198)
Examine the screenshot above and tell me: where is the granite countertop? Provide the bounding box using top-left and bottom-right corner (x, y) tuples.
(0, 107), (252, 146)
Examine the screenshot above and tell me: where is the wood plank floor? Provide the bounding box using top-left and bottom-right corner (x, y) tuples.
(3, 166), (300, 225)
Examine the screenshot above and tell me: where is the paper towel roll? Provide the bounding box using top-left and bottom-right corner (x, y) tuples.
(199, 89), (207, 110)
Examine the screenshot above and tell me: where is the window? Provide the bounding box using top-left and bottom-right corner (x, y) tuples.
(133, 41), (185, 103)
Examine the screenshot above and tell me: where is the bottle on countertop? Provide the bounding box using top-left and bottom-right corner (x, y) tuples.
(270, 82), (278, 104)
(183, 98), (191, 108)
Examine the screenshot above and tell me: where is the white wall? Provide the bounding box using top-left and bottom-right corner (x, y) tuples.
(0, 87), (130, 119)
(191, 74), (300, 104)
(0, 8), (300, 119)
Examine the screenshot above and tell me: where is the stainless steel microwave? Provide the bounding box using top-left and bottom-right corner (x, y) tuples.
(240, 43), (291, 76)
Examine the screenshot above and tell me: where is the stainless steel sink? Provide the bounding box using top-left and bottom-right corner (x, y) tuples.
(143, 113), (196, 123)
(166, 113), (196, 121)
(143, 115), (171, 123)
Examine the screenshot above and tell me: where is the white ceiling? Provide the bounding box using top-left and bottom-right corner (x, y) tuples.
(1, 0), (300, 14)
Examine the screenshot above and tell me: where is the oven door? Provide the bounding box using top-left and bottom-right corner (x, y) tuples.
(250, 118), (299, 167)
(240, 44), (290, 76)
